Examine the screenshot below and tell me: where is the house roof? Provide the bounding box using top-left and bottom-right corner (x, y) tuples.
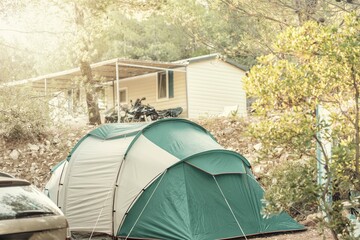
(175, 53), (249, 71)
(2, 58), (186, 93)
(2, 54), (248, 93)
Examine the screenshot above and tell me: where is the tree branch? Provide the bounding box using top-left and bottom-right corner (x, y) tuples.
(0, 28), (73, 35)
(220, 0), (291, 26)
(0, 41), (47, 54)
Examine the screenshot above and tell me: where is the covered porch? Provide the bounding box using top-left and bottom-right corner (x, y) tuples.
(3, 58), (188, 122)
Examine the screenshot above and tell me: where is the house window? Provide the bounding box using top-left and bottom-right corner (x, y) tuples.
(157, 71), (174, 100)
(119, 88), (127, 104)
(158, 72), (167, 99)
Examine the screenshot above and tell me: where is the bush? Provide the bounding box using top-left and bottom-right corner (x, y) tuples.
(0, 87), (50, 141)
(261, 160), (319, 219)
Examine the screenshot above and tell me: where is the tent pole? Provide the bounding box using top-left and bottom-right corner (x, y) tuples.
(112, 156), (127, 237)
(213, 176), (248, 240)
(125, 170), (167, 240)
(116, 60), (120, 123)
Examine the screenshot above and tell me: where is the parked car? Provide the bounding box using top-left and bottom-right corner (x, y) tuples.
(0, 173), (70, 240)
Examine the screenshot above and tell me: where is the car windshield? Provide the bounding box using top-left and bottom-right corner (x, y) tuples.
(0, 185), (60, 220)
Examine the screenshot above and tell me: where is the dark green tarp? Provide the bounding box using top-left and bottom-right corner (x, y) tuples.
(118, 151), (304, 239)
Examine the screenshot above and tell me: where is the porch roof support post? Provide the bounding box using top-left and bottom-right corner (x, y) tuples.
(44, 78), (47, 96)
(116, 59), (120, 123)
(185, 66), (189, 118)
(112, 80), (115, 108)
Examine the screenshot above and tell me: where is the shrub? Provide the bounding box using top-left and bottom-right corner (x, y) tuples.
(0, 87), (50, 141)
(261, 160), (319, 219)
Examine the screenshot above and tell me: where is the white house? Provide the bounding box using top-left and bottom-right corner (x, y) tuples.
(177, 54), (248, 118)
(3, 53), (248, 120)
(102, 54), (248, 119)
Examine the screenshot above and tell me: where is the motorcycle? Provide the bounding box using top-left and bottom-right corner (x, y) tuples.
(127, 97), (158, 122)
(104, 104), (129, 123)
(105, 97), (182, 123)
(105, 97), (158, 123)
(157, 107), (183, 119)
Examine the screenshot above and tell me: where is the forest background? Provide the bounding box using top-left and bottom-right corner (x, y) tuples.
(2, 0), (357, 82)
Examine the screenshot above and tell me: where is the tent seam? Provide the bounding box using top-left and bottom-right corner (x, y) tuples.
(66, 134), (89, 161)
(112, 156), (127, 236)
(169, 149), (250, 170)
(56, 161), (67, 207)
(118, 170), (164, 232)
(141, 118), (214, 139)
(125, 118), (218, 156)
(185, 161), (246, 176)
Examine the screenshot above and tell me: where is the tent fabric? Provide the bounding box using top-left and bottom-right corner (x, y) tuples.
(89, 122), (149, 140)
(140, 119), (220, 160)
(181, 150), (248, 175)
(66, 122), (149, 160)
(44, 160), (67, 203)
(118, 152), (304, 240)
(44, 118), (305, 239)
(61, 135), (135, 234)
(113, 134), (180, 230)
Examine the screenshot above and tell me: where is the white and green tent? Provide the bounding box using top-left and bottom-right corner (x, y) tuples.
(45, 119), (304, 239)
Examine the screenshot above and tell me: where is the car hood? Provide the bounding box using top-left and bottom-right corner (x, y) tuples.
(0, 215), (68, 235)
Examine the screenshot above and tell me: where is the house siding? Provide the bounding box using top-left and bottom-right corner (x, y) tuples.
(104, 70), (187, 118)
(186, 59), (247, 119)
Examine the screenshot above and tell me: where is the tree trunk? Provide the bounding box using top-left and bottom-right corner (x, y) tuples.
(294, 0), (318, 25)
(353, 65), (360, 174)
(74, 3), (101, 125)
(80, 61), (101, 125)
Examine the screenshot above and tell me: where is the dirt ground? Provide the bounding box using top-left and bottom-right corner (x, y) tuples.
(247, 228), (333, 240)
(71, 228), (333, 240)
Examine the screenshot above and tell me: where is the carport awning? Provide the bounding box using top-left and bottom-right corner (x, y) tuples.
(3, 58), (187, 92)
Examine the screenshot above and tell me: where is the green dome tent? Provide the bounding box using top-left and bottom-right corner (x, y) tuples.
(45, 119), (304, 239)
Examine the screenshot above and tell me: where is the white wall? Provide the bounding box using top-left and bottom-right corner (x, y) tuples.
(103, 70), (188, 117)
(186, 59), (247, 119)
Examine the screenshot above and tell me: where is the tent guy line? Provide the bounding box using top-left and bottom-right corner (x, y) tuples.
(125, 170), (167, 240)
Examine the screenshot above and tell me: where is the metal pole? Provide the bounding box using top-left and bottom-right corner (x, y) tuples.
(117, 62), (186, 72)
(316, 104), (332, 217)
(116, 60), (120, 123)
(166, 69), (169, 97)
(71, 89), (74, 116)
(184, 65), (189, 118)
(112, 81), (115, 108)
(44, 78), (47, 96)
